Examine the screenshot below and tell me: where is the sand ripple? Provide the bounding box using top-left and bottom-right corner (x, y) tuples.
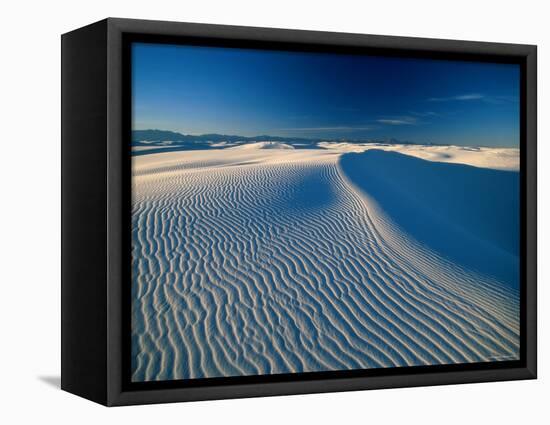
(131, 149), (519, 382)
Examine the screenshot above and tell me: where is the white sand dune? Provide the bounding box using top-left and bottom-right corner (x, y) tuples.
(229, 141), (295, 150)
(319, 142), (519, 171)
(131, 147), (519, 382)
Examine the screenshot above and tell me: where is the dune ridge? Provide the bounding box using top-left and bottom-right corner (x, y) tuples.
(131, 148), (519, 382)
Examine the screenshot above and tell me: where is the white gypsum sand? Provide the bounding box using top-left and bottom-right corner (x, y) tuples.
(131, 143), (520, 382)
(318, 142), (520, 171)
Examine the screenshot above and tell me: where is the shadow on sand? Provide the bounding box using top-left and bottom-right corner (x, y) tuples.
(339, 149), (519, 289)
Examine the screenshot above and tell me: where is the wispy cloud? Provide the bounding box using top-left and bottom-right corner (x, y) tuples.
(410, 111), (441, 117)
(428, 93), (484, 102)
(376, 116), (418, 126)
(279, 125), (376, 132)
(482, 95), (519, 105)
(428, 93), (518, 105)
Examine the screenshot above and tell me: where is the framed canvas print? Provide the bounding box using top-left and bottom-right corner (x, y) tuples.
(61, 18), (537, 406)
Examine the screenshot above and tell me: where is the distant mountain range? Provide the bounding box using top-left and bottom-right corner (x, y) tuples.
(131, 129), (419, 154)
(132, 129), (319, 144)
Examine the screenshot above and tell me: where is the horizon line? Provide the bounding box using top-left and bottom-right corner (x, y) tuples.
(132, 128), (519, 150)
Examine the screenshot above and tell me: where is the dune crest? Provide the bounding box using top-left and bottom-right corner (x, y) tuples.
(339, 150), (519, 288)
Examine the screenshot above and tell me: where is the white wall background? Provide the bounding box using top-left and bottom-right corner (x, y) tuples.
(0, 0), (546, 423)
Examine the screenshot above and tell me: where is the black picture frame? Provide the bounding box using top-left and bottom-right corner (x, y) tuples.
(61, 17), (537, 406)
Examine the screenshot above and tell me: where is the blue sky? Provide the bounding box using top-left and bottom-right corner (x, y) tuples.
(132, 42), (520, 147)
